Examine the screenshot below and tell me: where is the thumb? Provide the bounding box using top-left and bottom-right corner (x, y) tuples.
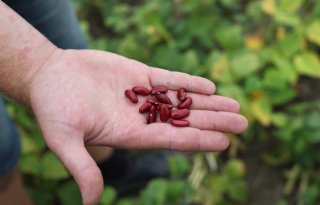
(45, 130), (103, 205)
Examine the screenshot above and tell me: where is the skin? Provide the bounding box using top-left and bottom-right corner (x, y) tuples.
(0, 1), (248, 205)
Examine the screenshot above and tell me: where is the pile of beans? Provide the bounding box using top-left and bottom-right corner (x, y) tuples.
(125, 86), (192, 127)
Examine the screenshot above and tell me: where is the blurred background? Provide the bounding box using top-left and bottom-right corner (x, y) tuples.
(5, 0), (320, 204)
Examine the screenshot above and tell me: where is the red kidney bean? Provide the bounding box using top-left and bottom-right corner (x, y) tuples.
(156, 103), (162, 111)
(151, 86), (168, 95)
(160, 104), (170, 122)
(146, 98), (159, 105)
(148, 105), (156, 123)
(139, 103), (152, 113)
(155, 93), (172, 104)
(177, 88), (186, 101)
(166, 104), (173, 110)
(170, 119), (189, 127)
(132, 86), (150, 96)
(125, 89), (138, 103)
(171, 109), (189, 119)
(177, 97), (192, 109)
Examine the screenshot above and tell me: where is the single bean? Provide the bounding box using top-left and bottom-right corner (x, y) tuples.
(155, 93), (172, 104)
(125, 89), (138, 103)
(139, 103), (152, 113)
(132, 86), (150, 96)
(177, 97), (192, 109)
(156, 103), (162, 111)
(171, 109), (189, 119)
(149, 105), (157, 123)
(166, 104), (173, 110)
(146, 98), (159, 105)
(170, 119), (189, 127)
(177, 88), (186, 101)
(160, 104), (170, 122)
(151, 86), (168, 95)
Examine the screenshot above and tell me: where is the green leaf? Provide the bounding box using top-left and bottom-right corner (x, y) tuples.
(230, 51), (261, 80)
(220, 0), (241, 9)
(271, 113), (289, 127)
(151, 45), (183, 70)
(166, 180), (192, 201)
(270, 52), (297, 84)
(294, 52), (320, 78)
(262, 68), (287, 89)
(214, 24), (243, 50)
(273, 10), (301, 27)
(299, 185), (320, 205)
(306, 112), (320, 128)
(20, 134), (40, 154)
(20, 128), (46, 154)
(265, 87), (297, 105)
(41, 152), (69, 180)
(306, 130), (320, 143)
(251, 96), (272, 126)
(246, 1), (264, 20)
(101, 187), (117, 205)
(140, 179), (167, 205)
(224, 159), (246, 178)
(279, 0), (304, 13)
(29, 187), (55, 205)
(19, 154), (41, 175)
(168, 155), (191, 177)
(57, 181), (82, 205)
(118, 36), (149, 61)
(116, 199), (136, 205)
(227, 179), (248, 203)
(208, 174), (230, 198)
(244, 75), (263, 93)
(276, 199), (288, 205)
(277, 33), (303, 58)
(306, 20), (320, 46)
(15, 108), (34, 129)
(208, 52), (233, 83)
(182, 50), (200, 74)
(104, 4), (131, 33)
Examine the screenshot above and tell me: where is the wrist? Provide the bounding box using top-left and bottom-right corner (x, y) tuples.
(22, 42), (63, 106)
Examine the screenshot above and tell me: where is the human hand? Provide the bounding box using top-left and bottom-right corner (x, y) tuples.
(29, 49), (248, 205)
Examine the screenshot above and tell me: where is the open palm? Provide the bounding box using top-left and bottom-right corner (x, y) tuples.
(29, 49), (247, 205)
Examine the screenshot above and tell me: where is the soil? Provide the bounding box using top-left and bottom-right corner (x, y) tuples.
(244, 141), (287, 205)
(297, 77), (320, 101)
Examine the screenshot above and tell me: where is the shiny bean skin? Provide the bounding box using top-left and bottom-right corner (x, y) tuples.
(132, 86), (150, 96)
(177, 88), (186, 101)
(125, 89), (138, 103)
(151, 86), (168, 95)
(149, 105), (157, 123)
(171, 109), (189, 119)
(177, 97), (192, 109)
(170, 119), (190, 127)
(155, 93), (172, 105)
(139, 103), (152, 113)
(146, 98), (159, 105)
(160, 104), (170, 122)
(166, 104), (173, 110)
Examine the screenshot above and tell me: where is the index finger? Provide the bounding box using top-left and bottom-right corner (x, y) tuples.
(148, 67), (216, 95)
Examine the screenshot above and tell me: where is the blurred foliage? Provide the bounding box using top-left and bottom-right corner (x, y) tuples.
(5, 0), (320, 204)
